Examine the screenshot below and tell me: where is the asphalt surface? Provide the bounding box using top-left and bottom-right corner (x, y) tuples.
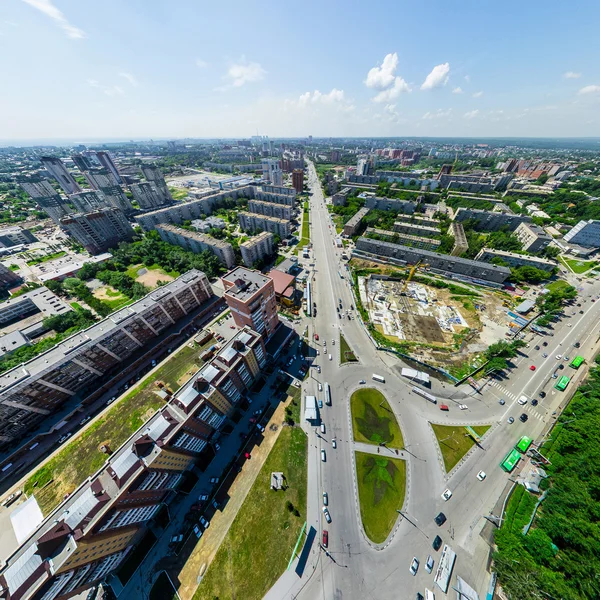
(267, 161), (600, 600)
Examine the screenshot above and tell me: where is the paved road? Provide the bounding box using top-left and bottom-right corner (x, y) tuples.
(268, 160), (600, 600)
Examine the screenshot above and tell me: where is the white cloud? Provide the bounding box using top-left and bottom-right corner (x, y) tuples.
(21, 0), (84, 39)
(87, 79), (125, 97)
(472, 91), (484, 98)
(196, 58), (208, 69)
(118, 72), (138, 87)
(464, 109), (480, 119)
(452, 87), (463, 94)
(464, 75), (471, 83)
(298, 89), (346, 106)
(578, 85), (600, 95)
(365, 53), (399, 89)
(421, 63), (450, 90)
(422, 109), (452, 120)
(225, 58), (266, 88)
(564, 71), (582, 79)
(373, 76), (411, 103)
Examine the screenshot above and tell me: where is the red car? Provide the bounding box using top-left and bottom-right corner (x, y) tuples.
(439, 404), (449, 411)
(530, 365), (536, 371)
(244, 452), (251, 459)
(249, 417), (257, 424)
(314, 334), (319, 340)
(322, 530), (328, 548)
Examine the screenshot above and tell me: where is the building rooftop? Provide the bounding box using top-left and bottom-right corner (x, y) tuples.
(222, 267), (271, 301)
(266, 269), (295, 298)
(479, 248), (556, 265)
(239, 211), (290, 225)
(156, 223), (233, 250)
(32, 253), (113, 283)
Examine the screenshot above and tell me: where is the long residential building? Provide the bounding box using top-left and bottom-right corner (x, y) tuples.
(156, 224), (235, 268)
(240, 232), (275, 267)
(453, 207), (532, 232)
(365, 227), (441, 251)
(475, 248), (557, 272)
(40, 156), (81, 195)
(59, 208), (135, 255)
(0, 325), (265, 600)
(343, 207), (370, 237)
(448, 221), (469, 256)
(0, 270), (214, 448)
(392, 221), (440, 238)
(364, 196), (417, 214)
(395, 213), (440, 228)
(238, 212), (291, 238)
(353, 237), (511, 285)
(247, 199), (292, 220)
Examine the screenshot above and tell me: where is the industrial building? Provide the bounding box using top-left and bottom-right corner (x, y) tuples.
(475, 248), (557, 273)
(0, 270), (214, 448)
(343, 207), (370, 237)
(155, 224), (235, 269)
(221, 267), (279, 340)
(563, 219), (600, 248)
(353, 237), (511, 285)
(238, 212), (291, 239)
(0, 326), (265, 600)
(240, 232), (275, 267)
(453, 207), (532, 232)
(514, 222), (552, 253)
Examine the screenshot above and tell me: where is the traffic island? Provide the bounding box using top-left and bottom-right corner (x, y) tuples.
(431, 424), (491, 472)
(339, 333), (358, 364)
(351, 388), (404, 448)
(355, 451), (406, 544)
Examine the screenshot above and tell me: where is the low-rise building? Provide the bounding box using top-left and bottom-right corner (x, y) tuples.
(448, 222), (469, 256)
(514, 222), (552, 253)
(266, 269), (296, 306)
(563, 219), (600, 248)
(238, 212), (291, 239)
(240, 232), (274, 267)
(343, 207), (370, 237)
(364, 196), (417, 214)
(191, 216), (226, 233)
(0, 264), (21, 290)
(156, 224), (235, 269)
(475, 248), (557, 273)
(394, 214), (440, 228)
(392, 221), (440, 238)
(0, 226), (37, 248)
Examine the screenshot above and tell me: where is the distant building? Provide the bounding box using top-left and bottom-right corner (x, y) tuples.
(0, 226), (37, 248)
(240, 232), (274, 267)
(262, 159), (282, 186)
(475, 248), (556, 273)
(563, 219), (600, 248)
(238, 212), (291, 238)
(156, 223), (235, 268)
(93, 150), (123, 184)
(130, 181), (171, 210)
(79, 168), (133, 213)
(343, 207), (370, 237)
(40, 156), (81, 195)
(514, 222), (552, 253)
(332, 187), (351, 206)
(453, 207), (532, 232)
(221, 267), (279, 339)
(0, 263), (21, 289)
(17, 174), (71, 223)
(357, 158), (369, 176)
(292, 169), (304, 194)
(140, 164), (173, 203)
(60, 208), (135, 254)
(448, 222), (469, 256)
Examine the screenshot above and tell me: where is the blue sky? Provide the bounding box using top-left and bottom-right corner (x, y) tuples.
(1, 0), (600, 141)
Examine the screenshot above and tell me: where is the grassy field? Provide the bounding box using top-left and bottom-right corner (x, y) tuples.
(545, 279), (572, 293)
(169, 187), (189, 200)
(93, 286), (131, 311)
(431, 424), (491, 472)
(560, 256), (598, 274)
(355, 451), (406, 543)
(194, 426), (307, 600)
(351, 388), (403, 448)
(125, 263), (179, 281)
(296, 204), (310, 250)
(339, 333), (357, 364)
(24, 342), (209, 515)
(26, 251), (67, 266)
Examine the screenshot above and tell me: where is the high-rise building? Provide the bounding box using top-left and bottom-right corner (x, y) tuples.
(71, 153), (96, 173)
(0, 263), (21, 289)
(221, 267), (279, 339)
(77, 168), (133, 213)
(140, 164), (173, 203)
(60, 208), (134, 254)
(17, 174), (71, 223)
(69, 190), (111, 213)
(40, 156), (81, 195)
(240, 232), (275, 267)
(357, 157), (369, 176)
(261, 158), (282, 185)
(130, 182), (170, 210)
(514, 222), (552, 253)
(248, 200), (292, 220)
(292, 169), (304, 194)
(238, 212), (291, 238)
(93, 150), (123, 184)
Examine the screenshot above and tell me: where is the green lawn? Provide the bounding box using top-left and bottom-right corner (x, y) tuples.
(169, 187), (189, 200)
(194, 427), (307, 600)
(23, 342), (210, 515)
(351, 388), (403, 448)
(70, 301), (84, 310)
(339, 333), (358, 364)
(125, 263), (180, 280)
(560, 256), (598, 274)
(545, 279), (572, 293)
(355, 451), (406, 543)
(26, 251), (66, 266)
(431, 424), (491, 472)
(296, 205), (310, 250)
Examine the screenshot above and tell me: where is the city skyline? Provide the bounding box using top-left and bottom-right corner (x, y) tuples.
(2, 0), (600, 140)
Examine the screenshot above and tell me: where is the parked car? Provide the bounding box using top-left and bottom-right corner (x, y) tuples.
(359, 379), (366, 384)
(507, 416), (515, 424)
(458, 404), (468, 410)
(432, 535), (443, 551)
(256, 424), (265, 432)
(323, 491), (328, 506)
(318, 400), (323, 409)
(409, 557), (419, 576)
(318, 383), (323, 391)
(477, 471), (487, 481)
(79, 416), (91, 426)
(441, 489), (452, 501)
(425, 555), (434, 574)
(200, 516), (210, 528)
(539, 391), (546, 398)
(531, 399), (538, 406)
(58, 433), (72, 444)
(434, 512), (447, 526)
(193, 525), (203, 538)
(322, 506), (331, 523)
(210, 477), (219, 484)
(321, 424), (326, 434)
(321, 449), (326, 462)
(439, 404), (449, 411)
(520, 413), (529, 422)
(332, 439), (337, 449)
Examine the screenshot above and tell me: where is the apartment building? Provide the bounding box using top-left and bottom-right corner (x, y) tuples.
(0, 326), (265, 600)
(60, 208), (135, 255)
(238, 212), (291, 239)
(343, 207), (370, 237)
(395, 213), (440, 228)
(155, 224), (235, 269)
(392, 221), (440, 238)
(514, 222), (552, 253)
(221, 267), (279, 340)
(261, 158), (283, 186)
(353, 237), (511, 285)
(17, 175), (71, 223)
(0, 263), (21, 290)
(332, 188), (351, 206)
(40, 156), (81, 195)
(365, 227), (441, 251)
(0, 270), (214, 448)
(453, 207), (532, 232)
(140, 165), (173, 203)
(248, 199), (292, 221)
(292, 169), (304, 194)
(364, 196), (417, 214)
(448, 222), (469, 256)
(0, 226), (37, 248)
(240, 232), (275, 267)
(78, 168), (133, 214)
(69, 190), (112, 213)
(563, 219), (600, 248)
(253, 187), (296, 207)
(87, 150), (123, 184)
(475, 248), (557, 273)
(130, 182), (171, 211)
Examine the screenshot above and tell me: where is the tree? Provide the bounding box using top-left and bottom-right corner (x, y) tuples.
(486, 356), (509, 373)
(542, 245), (561, 259)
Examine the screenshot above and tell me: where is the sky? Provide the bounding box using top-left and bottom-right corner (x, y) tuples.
(1, 0), (600, 141)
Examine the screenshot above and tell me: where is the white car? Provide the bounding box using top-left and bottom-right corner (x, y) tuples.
(458, 404), (468, 410)
(425, 555), (434, 574)
(409, 557), (419, 576)
(332, 439), (337, 449)
(200, 516), (210, 528)
(441, 489), (452, 501)
(322, 506), (332, 523)
(321, 423), (326, 434)
(323, 491), (328, 506)
(556, 354), (562, 360)
(321, 449), (326, 462)
(518, 396), (528, 405)
(318, 383), (323, 391)
(332, 340), (335, 345)
(477, 471), (487, 481)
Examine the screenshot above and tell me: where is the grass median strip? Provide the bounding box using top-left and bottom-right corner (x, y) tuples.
(355, 451), (406, 544)
(431, 423), (490, 472)
(339, 333), (357, 364)
(351, 388), (403, 448)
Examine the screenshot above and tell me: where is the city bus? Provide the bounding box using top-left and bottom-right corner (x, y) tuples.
(372, 374), (385, 383)
(412, 386), (437, 404)
(570, 356), (584, 369)
(554, 375), (570, 391)
(500, 448), (521, 473)
(516, 436), (533, 454)
(324, 382), (332, 406)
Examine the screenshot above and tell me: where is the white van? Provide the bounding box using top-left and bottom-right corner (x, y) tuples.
(321, 423), (326, 434)
(425, 589), (435, 600)
(328, 354), (332, 361)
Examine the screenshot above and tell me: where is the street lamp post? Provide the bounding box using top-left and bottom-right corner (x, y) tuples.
(396, 510), (429, 539)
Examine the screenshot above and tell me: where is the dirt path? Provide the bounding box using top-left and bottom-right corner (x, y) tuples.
(177, 397), (293, 599)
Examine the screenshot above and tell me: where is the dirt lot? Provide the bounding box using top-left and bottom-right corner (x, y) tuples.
(137, 270), (174, 287)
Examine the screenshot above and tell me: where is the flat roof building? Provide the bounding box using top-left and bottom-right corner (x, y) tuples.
(238, 212), (291, 239)
(475, 248), (557, 272)
(0, 226), (37, 248)
(332, 187), (351, 206)
(343, 207), (370, 237)
(365, 227), (441, 251)
(240, 232), (275, 267)
(514, 222), (552, 253)
(448, 222), (469, 256)
(453, 207), (532, 232)
(563, 219), (600, 248)
(40, 156), (81, 195)
(292, 169), (304, 194)
(17, 174), (71, 223)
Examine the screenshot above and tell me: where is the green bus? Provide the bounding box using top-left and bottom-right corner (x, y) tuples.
(500, 448), (521, 473)
(554, 375), (570, 391)
(516, 436), (533, 453)
(570, 356), (584, 369)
